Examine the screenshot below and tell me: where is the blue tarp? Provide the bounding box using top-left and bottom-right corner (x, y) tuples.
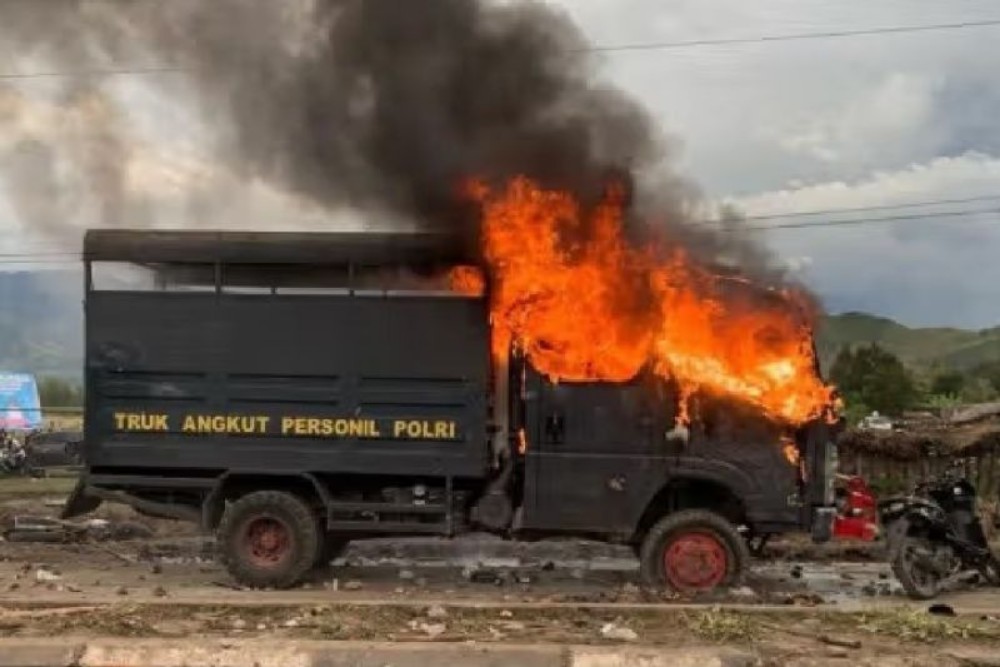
(0, 372), (42, 431)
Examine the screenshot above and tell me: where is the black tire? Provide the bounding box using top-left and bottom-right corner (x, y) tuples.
(891, 535), (942, 600)
(639, 509), (748, 593)
(218, 490), (319, 589)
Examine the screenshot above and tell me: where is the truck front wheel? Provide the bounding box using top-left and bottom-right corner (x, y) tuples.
(639, 509), (748, 593)
(218, 491), (319, 589)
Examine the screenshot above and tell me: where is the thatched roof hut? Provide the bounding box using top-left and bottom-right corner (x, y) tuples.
(837, 403), (1000, 461)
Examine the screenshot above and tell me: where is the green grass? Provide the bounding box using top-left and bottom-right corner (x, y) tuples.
(684, 609), (760, 642)
(855, 608), (999, 643)
(0, 475), (77, 500)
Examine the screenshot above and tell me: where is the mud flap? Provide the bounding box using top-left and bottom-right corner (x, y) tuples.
(811, 507), (836, 543)
(60, 477), (102, 519)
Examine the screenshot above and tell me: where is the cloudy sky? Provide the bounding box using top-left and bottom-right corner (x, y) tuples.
(2, 0), (999, 329)
(554, 0), (1000, 329)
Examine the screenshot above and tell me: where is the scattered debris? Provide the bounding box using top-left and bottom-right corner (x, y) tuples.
(928, 603), (956, 617)
(426, 604), (448, 619)
(499, 620), (526, 632)
(468, 569), (503, 585)
(728, 586), (758, 601)
(419, 622), (447, 638)
(620, 582), (640, 596)
(600, 622), (638, 642)
(819, 635), (862, 649)
(34, 568), (61, 583)
(94, 543), (136, 565)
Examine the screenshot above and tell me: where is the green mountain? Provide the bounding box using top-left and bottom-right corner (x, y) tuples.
(817, 312), (1000, 373)
(0, 271), (82, 380)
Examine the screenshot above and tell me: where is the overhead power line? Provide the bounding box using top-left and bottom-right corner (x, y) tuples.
(725, 194), (1000, 223)
(589, 18), (1000, 53)
(2, 18), (1000, 80)
(0, 199), (997, 263)
(0, 65), (184, 81)
(738, 206), (1000, 232)
(0, 207), (995, 265)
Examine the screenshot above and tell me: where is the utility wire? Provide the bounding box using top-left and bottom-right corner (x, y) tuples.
(3, 18), (1000, 79)
(721, 194), (1000, 223)
(737, 206), (1000, 232)
(588, 18), (1000, 53)
(0, 201), (997, 263)
(0, 65), (184, 81)
(0, 206), (995, 264)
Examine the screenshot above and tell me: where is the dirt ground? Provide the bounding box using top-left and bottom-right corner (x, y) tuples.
(4, 486), (1000, 664)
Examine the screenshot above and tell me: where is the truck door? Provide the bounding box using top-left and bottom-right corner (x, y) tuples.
(521, 369), (672, 535)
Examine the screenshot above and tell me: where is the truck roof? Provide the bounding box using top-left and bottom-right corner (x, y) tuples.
(83, 229), (473, 265)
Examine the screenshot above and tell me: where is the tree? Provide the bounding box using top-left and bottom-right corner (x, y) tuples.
(37, 376), (83, 408)
(829, 344), (917, 417)
(971, 361), (1000, 395)
(931, 371), (966, 397)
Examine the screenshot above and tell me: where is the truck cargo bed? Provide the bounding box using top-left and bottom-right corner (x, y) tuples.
(86, 290), (490, 479)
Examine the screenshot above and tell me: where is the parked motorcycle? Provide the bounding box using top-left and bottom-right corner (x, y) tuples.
(879, 465), (1000, 599)
(0, 430), (27, 475)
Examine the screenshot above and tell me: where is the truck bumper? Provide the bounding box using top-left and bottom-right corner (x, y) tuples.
(810, 506), (837, 543)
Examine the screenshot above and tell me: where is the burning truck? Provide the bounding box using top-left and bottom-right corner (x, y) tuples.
(64, 177), (840, 593)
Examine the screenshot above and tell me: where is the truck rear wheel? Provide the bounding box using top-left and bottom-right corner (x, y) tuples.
(218, 490), (319, 589)
(639, 509), (748, 593)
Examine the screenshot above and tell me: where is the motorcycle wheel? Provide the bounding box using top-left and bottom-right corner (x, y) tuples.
(891, 536), (943, 600)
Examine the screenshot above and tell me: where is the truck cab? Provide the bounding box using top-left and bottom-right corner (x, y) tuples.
(65, 229), (838, 593)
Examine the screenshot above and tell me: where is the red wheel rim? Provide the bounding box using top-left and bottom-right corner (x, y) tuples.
(241, 516), (292, 568)
(663, 531), (728, 591)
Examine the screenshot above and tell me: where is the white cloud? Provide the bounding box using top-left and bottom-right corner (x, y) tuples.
(3, 0), (1000, 326)
(733, 153), (1000, 328)
(735, 153), (1000, 215)
(773, 73), (940, 167)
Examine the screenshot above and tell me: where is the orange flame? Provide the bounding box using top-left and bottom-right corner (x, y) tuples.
(448, 265), (486, 297)
(781, 437), (801, 466)
(468, 176), (834, 426)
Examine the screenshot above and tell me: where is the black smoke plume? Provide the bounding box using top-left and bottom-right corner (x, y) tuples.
(0, 0), (789, 283)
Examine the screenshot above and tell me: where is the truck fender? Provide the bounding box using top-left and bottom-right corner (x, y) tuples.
(634, 459), (755, 538)
(667, 458), (757, 496)
(201, 471), (332, 531)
